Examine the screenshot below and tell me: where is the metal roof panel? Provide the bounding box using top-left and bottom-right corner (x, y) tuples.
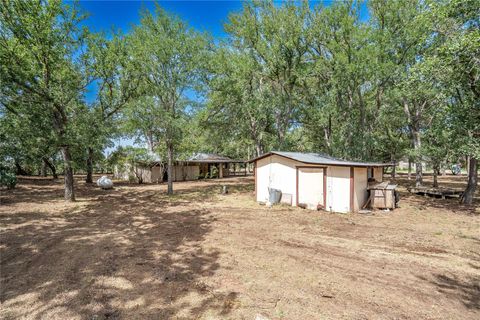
(250, 151), (392, 167)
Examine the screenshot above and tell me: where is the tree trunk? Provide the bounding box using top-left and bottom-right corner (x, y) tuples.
(357, 88), (366, 153)
(323, 114), (332, 153)
(134, 167), (143, 184)
(408, 158), (412, 180)
(461, 157), (477, 205)
(433, 163), (439, 188)
(41, 159), (47, 177)
(255, 143), (263, 158)
(14, 160), (29, 176)
(85, 147), (94, 183)
(412, 131), (423, 187)
(51, 164), (58, 179)
(391, 157), (396, 179)
(167, 142), (174, 195)
(61, 146), (75, 201)
(403, 100), (423, 186)
(43, 157), (58, 179)
(415, 160), (423, 187)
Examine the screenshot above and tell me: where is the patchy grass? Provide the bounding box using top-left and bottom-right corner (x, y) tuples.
(0, 175), (479, 319)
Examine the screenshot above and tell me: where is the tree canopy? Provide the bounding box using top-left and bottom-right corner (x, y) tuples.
(1, 0), (478, 203)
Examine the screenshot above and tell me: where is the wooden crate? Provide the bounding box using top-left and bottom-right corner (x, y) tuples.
(367, 182), (397, 209)
(371, 188), (395, 209)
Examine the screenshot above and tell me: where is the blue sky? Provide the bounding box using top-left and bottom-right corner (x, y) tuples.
(75, 1), (369, 37)
(75, 1), (245, 38)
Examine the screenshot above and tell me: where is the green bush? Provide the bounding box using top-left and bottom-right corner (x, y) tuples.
(210, 166), (218, 178)
(0, 169), (17, 189)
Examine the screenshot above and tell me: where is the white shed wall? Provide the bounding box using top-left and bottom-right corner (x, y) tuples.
(297, 167), (324, 209)
(256, 155), (299, 204)
(354, 167), (368, 211)
(325, 166), (351, 213)
(256, 158), (270, 203)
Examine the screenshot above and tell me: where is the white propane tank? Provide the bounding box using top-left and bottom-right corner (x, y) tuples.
(96, 176), (113, 189)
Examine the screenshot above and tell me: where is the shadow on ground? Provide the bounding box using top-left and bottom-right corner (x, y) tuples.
(417, 273), (480, 310)
(0, 177), (253, 319)
(1, 175), (478, 319)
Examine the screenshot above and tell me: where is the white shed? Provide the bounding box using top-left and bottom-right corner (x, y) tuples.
(251, 151), (391, 213)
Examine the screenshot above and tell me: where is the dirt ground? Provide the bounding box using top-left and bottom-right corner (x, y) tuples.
(1, 174), (479, 319)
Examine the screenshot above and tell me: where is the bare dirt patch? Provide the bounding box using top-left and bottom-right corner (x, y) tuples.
(1, 175), (479, 319)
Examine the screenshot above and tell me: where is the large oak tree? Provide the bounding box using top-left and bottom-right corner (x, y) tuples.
(1, 0), (90, 200)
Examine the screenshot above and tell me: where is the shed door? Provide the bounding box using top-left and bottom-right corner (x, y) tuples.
(297, 168), (324, 210)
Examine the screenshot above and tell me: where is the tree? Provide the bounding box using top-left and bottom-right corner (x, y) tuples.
(0, 104), (60, 178)
(424, 0), (479, 204)
(206, 47), (274, 157)
(125, 5), (208, 194)
(423, 102), (452, 187)
(369, 0), (435, 186)
(305, 1), (378, 159)
(0, 0), (90, 200)
(370, 100), (410, 179)
(397, 65), (440, 187)
(225, 0), (309, 149)
(84, 32), (140, 183)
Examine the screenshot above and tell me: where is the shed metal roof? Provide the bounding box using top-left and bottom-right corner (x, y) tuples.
(249, 151), (392, 167)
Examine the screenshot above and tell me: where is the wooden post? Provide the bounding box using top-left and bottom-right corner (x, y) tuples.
(222, 185), (228, 194)
(350, 167), (355, 212)
(254, 162), (257, 200)
(323, 167), (327, 209)
(296, 167), (299, 207)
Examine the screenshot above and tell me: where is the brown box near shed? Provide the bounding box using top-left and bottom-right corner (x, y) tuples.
(366, 181), (398, 209)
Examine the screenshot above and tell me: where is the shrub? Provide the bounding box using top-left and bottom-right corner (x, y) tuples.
(210, 166), (218, 178)
(0, 168), (17, 189)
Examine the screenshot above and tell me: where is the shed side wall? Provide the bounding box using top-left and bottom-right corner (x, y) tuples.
(256, 155), (298, 204)
(326, 166), (351, 213)
(172, 165), (200, 182)
(257, 155), (323, 205)
(151, 166), (161, 183)
(256, 157), (271, 203)
(354, 167), (368, 212)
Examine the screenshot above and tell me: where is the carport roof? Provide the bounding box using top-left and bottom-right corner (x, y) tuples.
(186, 153), (244, 163)
(249, 151), (392, 167)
